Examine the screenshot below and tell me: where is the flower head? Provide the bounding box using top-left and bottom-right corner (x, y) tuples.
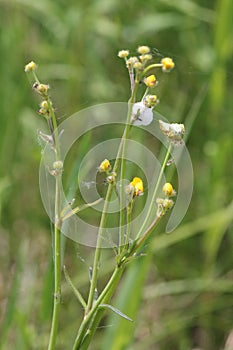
(144, 74), (157, 88)
(130, 177), (144, 197)
(137, 46), (150, 54)
(126, 56), (139, 69)
(24, 61), (37, 72)
(133, 61), (143, 70)
(118, 50), (129, 58)
(98, 159), (111, 173)
(139, 54), (152, 62)
(161, 57), (175, 72)
(162, 182), (176, 197)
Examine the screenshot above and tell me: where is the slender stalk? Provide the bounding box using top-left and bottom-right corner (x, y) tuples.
(31, 70), (63, 349)
(40, 85), (62, 350)
(143, 63), (163, 75)
(118, 81), (139, 250)
(73, 267), (124, 350)
(124, 201), (133, 246)
(135, 143), (172, 239)
(85, 182), (115, 314)
(72, 210), (163, 349)
(85, 81), (139, 314)
(85, 147), (123, 314)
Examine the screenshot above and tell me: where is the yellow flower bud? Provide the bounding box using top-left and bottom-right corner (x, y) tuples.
(137, 46), (150, 54)
(161, 57), (175, 72)
(98, 159), (111, 173)
(144, 74), (157, 88)
(24, 61), (37, 72)
(130, 177), (144, 196)
(162, 182), (176, 197)
(118, 50), (129, 58)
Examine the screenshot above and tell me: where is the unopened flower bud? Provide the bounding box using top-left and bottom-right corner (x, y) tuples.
(144, 74), (157, 88)
(118, 50), (129, 58)
(33, 82), (50, 95)
(24, 61), (37, 72)
(53, 161), (63, 170)
(156, 198), (174, 216)
(137, 46), (150, 54)
(144, 94), (158, 108)
(98, 159), (111, 173)
(106, 172), (117, 184)
(126, 57), (139, 68)
(130, 177), (144, 197)
(161, 57), (175, 72)
(38, 107), (48, 116)
(40, 100), (49, 109)
(133, 61), (143, 70)
(139, 54), (152, 62)
(162, 182), (176, 197)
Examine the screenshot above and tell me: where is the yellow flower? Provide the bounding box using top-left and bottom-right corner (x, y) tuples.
(118, 50), (129, 58)
(162, 182), (176, 197)
(98, 159), (111, 173)
(130, 177), (144, 196)
(24, 61), (37, 72)
(161, 57), (175, 72)
(144, 94), (158, 108)
(144, 74), (157, 88)
(137, 46), (150, 54)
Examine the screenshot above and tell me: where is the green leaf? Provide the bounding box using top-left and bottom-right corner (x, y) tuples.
(99, 304), (133, 322)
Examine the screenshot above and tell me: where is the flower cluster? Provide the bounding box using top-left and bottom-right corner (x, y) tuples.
(118, 46), (174, 126)
(25, 60), (53, 119)
(156, 182), (176, 216)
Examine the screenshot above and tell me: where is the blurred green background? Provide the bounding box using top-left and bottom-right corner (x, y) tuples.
(0, 0), (233, 349)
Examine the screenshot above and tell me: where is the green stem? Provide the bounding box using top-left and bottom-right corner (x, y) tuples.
(48, 218), (61, 350)
(72, 266), (124, 350)
(135, 143), (172, 239)
(85, 147), (124, 314)
(32, 72), (62, 350)
(125, 201), (133, 246)
(85, 82), (139, 314)
(143, 63), (163, 75)
(85, 182), (115, 314)
(118, 81), (139, 250)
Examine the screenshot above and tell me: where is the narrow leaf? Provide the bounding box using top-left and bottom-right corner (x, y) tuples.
(63, 266), (87, 309)
(100, 304), (133, 322)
